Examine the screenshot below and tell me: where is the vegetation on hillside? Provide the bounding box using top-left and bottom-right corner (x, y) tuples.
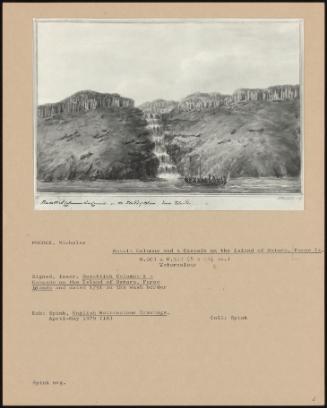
(37, 107), (158, 181)
(162, 100), (301, 178)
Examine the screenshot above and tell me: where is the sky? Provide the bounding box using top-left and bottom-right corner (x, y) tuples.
(36, 20), (301, 106)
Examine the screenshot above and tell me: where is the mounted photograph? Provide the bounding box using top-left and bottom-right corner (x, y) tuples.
(34, 19), (303, 210)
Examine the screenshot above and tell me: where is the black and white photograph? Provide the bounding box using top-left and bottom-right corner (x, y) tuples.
(34, 19), (303, 210)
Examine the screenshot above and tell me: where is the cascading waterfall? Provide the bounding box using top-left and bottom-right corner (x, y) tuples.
(145, 113), (179, 179)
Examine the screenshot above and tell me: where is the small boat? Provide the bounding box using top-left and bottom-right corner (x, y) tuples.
(184, 155), (228, 186)
(184, 175), (227, 186)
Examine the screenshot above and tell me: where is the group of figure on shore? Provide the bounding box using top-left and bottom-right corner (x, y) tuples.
(184, 174), (228, 186)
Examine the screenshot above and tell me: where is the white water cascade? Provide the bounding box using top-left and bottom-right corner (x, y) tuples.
(145, 113), (179, 179)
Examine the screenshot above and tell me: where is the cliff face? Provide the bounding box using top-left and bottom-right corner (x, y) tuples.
(136, 84), (301, 179)
(233, 85), (300, 103)
(176, 85), (300, 112)
(161, 99), (301, 179)
(139, 99), (178, 116)
(178, 92), (227, 112)
(37, 95), (158, 182)
(37, 90), (134, 118)
(37, 85), (301, 183)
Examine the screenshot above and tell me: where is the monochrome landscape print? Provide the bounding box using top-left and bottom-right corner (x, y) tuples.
(36, 20), (302, 195)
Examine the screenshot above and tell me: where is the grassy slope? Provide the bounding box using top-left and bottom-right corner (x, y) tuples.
(163, 100), (301, 178)
(37, 107), (158, 181)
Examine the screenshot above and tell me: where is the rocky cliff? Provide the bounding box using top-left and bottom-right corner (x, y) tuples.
(136, 84), (301, 179)
(37, 92), (158, 182)
(233, 85), (300, 103)
(38, 90), (134, 118)
(138, 85), (300, 115)
(178, 92), (228, 112)
(161, 99), (301, 178)
(176, 85), (300, 112)
(139, 99), (178, 116)
(37, 85), (301, 183)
